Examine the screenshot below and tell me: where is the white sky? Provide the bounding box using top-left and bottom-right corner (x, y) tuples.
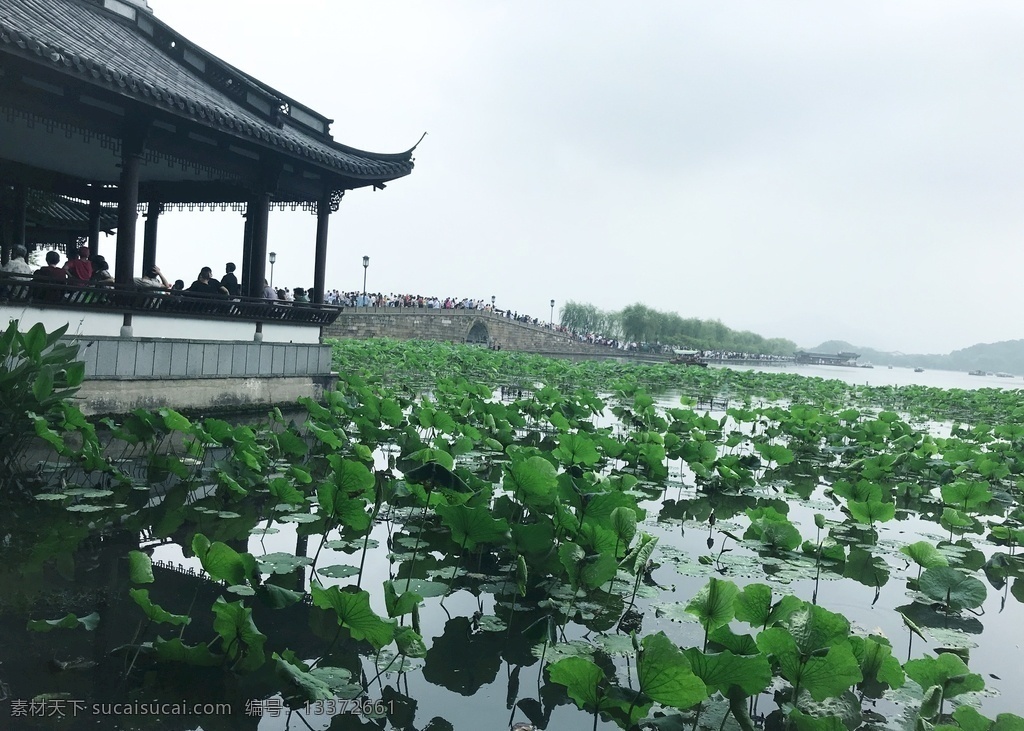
(145, 0), (1024, 354)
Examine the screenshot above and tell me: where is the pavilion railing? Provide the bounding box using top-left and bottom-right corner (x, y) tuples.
(0, 274), (341, 326)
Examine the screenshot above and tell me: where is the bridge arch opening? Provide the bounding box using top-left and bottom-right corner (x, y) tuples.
(466, 320), (490, 345)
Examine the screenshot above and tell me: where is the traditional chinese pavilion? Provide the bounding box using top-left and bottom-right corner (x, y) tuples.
(0, 0), (416, 412)
(0, 0), (414, 301)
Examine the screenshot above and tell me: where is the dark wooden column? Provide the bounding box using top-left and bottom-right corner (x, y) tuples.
(312, 192), (331, 305)
(0, 192), (9, 266)
(12, 184), (27, 250)
(240, 208), (254, 296)
(88, 198), (101, 255)
(114, 131), (145, 287)
(246, 192), (270, 298)
(141, 202), (161, 273)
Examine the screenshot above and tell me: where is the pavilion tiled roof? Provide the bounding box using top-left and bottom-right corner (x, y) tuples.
(0, 0), (415, 184)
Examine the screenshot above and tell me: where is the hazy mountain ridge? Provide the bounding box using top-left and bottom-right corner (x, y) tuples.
(809, 339), (1024, 376)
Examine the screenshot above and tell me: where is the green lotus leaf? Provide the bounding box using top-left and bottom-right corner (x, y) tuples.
(153, 637), (222, 666)
(904, 653), (985, 699)
(384, 580), (423, 618)
(559, 542), (618, 591)
(130, 589), (190, 626)
(707, 625), (760, 656)
(682, 647), (772, 696)
(211, 597), (266, 672)
(128, 550), (154, 584)
(552, 433), (601, 467)
(66, 504), (107, 513)
(637, 631), (708, 709)
(901, 541), (949, 569)
(941, 480), (993, 510)
(310, 583), (395, 650)
(993, 713), (1024, 731)
(256, 584), (303, 609)
(847, 499), (896, 526)
(436, 503), (510, 550)
(27, 612), (100, 632)
(940, 706), (995, 731)
(275, 651), (333, 702)
(548, 656), (610, 712)
(318, 564), (360, 579)
(787, 708), (849, 731)
(503, 455), (558, 507)
(395, 626), (428, 658)
(754, 442), (795, 466)
(848, 635), (905, 690)
(257, 552), (313, 575)
(686, 577), (739, 635)
(757, 629), (862, 701)
(919, 567), (987, 611)
(734, 583), (802, 629)
(192, 534), (255, 586)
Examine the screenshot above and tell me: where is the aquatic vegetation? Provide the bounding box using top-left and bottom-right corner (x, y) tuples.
(3, 335), (1024, 729)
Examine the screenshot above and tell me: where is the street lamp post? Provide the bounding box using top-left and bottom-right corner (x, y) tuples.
(362, 255), (370, 306)
(268, 251), (276, 288)
(550, 299), (555, 326)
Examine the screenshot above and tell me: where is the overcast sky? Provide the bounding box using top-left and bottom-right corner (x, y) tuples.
(146, 0), (1024, 354)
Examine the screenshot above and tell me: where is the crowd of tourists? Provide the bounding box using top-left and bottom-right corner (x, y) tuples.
(0, 248), (266, 304)
(1, 251), (787, 362)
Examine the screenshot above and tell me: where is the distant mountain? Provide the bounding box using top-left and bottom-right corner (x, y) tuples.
(808, 339), (1024, 376)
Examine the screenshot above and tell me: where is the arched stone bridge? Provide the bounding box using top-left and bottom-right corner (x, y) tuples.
(322, 308), (620, 357)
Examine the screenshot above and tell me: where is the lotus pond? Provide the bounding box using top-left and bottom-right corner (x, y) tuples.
(3, 333), (1024, 731)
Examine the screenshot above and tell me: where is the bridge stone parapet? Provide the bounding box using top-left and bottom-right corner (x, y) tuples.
(322, 308), (617, 357)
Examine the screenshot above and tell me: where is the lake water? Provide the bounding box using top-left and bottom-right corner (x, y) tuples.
(726, 362), (1023, 392)
(5, 360), (1023, 730)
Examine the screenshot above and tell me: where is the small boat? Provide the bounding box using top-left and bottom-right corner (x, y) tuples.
(997, 372), (1014, 378)
(968, 369), (986, 376)
(914, 367), (924, 373)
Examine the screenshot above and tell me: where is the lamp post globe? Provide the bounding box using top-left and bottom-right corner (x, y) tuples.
(268, 251), (277, 288)
(361, 255), (370, 306)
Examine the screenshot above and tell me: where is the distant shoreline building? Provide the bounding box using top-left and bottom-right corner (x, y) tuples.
(794, 351), (860, 367)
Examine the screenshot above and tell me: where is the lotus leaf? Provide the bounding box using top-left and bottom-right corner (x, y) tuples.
(129, 589), (190, 626)
(436, 503), (510, 550)
(637, 631), (708, 709)
(257, 552), (313, 575)
(211, 597), (266, 671)
(27, 612), (99, 632)
(901, 541), (948, 569)
(153, 637), (222, 666)
(682, 647), (772, 696)
(128, 550), (154, 584)
(904, 652), (984, 699)
(311, 583), (395, 650)
(919, 567), (987, 611)
(686, 577), (739, 637)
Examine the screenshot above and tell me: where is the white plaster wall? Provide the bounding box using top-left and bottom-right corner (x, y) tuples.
(1, 306), (319, 344)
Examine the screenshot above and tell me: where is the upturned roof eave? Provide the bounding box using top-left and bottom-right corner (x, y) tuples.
(0, 1), (416, 183)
